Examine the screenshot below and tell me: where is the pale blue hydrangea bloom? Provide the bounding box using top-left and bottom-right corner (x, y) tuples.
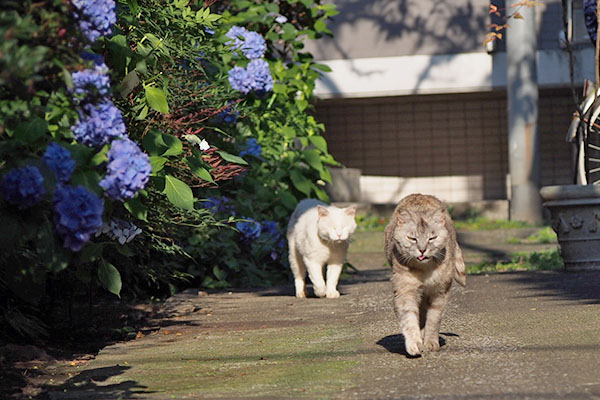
(72, 0), (117, 42)
(72, 100), (126, 147)
(99, 138), (151, 201)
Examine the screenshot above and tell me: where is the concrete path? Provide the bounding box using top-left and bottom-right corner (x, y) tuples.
(48, 231), (600, 399)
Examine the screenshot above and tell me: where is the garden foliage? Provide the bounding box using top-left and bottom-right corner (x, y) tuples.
(0, 0), (338, 339)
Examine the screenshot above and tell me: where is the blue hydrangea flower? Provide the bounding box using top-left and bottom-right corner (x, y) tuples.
(0, 166), (46, 209)
(43, 142), (75, 183)
(226, 26), (249, 51)
(72, 100), (126, 147)
(240, 31), (266, 59)
(216, 103), (239, 124)
(228, 66), (253, 94)
(54, 185), (104, 252)
(99, 138), (151, 201)
(236, 217), (262, 241)
(261, 220), (280, 240)
(71, 64), (111, 102)
(246, 59), (274, 94)
(239, 138), (262, 158)
(72, 0), (117, 43)
(200, 196), (234, 213)
(80, 51), (105, 66)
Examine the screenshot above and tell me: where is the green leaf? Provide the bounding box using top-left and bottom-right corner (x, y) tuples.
(142, 129), (182, 157)
(312, 63), (332, 72)
(81, 243), (104, 263)
(116, 245), (134, 257)
(98, 260), (122, 297)
(119, 70), (140, 98)
(213, 265), (227, 281)
(14, 118), (47, 143)
(281, 126), (296, 139)
(304, 149), (323, 172)
(314, 19), (328, 33)
(309, 135), (328, 153)
(71, 170), (102, 194)
(91, 145), (109, 166)
(145, 86), (169, 113)
(273, 83), (289, 94)
(280, 190), (298, 210)
(149, 156), (167, 175)
(164, 174), (194, 210)
(320, 166), (332, 184)
(136, 105), (149, 120)
(217, 150), (248, 165)
(290, 170), (312, 196)
(124, 197), (148, 222)
(186, 156), (214, 182)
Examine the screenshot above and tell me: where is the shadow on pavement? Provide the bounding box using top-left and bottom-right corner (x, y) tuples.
(41, 365), (153, 399)
(376, 334), (449, 358)
(506, 270), (600, 304)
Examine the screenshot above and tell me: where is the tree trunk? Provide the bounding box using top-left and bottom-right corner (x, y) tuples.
(506, 5), (543, 223)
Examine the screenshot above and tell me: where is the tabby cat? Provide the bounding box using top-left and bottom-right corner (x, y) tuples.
(384, 193), (466, 356)
(287, 199), (357, 298)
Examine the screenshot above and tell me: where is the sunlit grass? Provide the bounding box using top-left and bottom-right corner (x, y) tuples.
(507, 226), (557, 244)
(466, 249), (563, 274)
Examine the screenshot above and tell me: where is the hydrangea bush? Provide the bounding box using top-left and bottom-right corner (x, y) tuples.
(0, 0), (339, 337)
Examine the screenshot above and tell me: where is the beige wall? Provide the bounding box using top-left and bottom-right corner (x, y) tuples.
(316, 88), (573, 202)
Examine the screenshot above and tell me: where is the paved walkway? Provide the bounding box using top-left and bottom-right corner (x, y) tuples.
(48, 231), (600, 399)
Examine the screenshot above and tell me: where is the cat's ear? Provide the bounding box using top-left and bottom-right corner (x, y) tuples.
(344, 205), (357, 217)
(431, 209), (446, 226)
(317, 205), (329, 217)
(397, 209), (412, 225)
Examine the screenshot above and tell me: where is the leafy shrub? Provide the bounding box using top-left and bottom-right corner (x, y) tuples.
(0, 0), (339, 339)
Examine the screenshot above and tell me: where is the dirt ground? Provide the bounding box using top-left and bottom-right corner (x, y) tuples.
(4, 229), (600, 399)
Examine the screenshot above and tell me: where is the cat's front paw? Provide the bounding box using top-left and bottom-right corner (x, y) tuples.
(295, 290), (307, 298)
(313, 285), (327, 298)
(424, 338), (440, 352)
(326, 289), (340, 298)
(405, 338), (424, 356)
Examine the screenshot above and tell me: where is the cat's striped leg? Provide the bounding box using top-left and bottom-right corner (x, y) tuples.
(392, 272), (424, 356)
(304, 257), (327, 298)
(288, 241), (307, 298)
(423, 292), (449, 352)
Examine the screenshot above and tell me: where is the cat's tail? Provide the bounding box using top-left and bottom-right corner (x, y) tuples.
(453, 242), (467, 286)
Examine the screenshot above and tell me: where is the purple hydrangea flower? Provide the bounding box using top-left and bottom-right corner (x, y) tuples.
(54, 184), (104, 252)
(72, 100), (126, 147)
(236, 217), (262, 241)
(72, 0), (117, 43)
(71, 64), (111, 102)
(99, 138), (151, 201)
(239, 138), (262, 158)
(199, 196), (234, 214)
(0, 166), (46, 209)
(226, 26), (249, 51)
(246, 59), (274, 94)
(228, 66), (253, 94)
(43, 142), (75, 183)
(241, 31), (266, 59)
(226, 26), (266, 59)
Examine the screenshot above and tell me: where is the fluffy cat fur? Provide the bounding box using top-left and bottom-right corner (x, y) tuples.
(384, 193), (466, 356)
(287, 199), (357, 298)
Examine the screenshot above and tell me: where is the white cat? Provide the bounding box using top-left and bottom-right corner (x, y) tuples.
(286, 199), (357, 298)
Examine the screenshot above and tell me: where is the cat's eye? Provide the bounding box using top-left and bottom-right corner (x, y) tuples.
(407, 236), (417, 242)
(428, 236), (437, 241)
